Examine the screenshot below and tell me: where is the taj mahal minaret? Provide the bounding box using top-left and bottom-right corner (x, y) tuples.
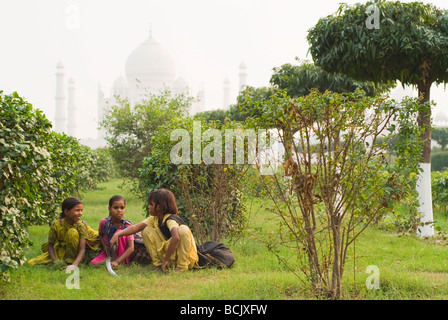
(54, 60), (77, 136)
(238, 60), (248, 92)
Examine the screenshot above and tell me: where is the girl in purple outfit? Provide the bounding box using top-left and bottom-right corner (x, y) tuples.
(90, 195), (151, 267)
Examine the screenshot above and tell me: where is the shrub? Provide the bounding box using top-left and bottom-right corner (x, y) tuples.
(0, 91), (104, 280)
(432, 171), (448, 211)
(240, 89), (424, 299)
(139, 117), (249, 244)
(1, 92), (54, 278)
(431, 151), (448, 172)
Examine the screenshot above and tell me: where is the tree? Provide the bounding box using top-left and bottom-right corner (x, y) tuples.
(307, 0), (448, 236)
(270, 59), (392, 98)
(432, 127), (448, 151)
(229, 86), (276, 123)
(244, 89), (423, 299)
(100, 89), (192, 179)
(194, 109), (228, 124)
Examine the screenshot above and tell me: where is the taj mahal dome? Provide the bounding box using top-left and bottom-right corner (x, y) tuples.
(54, 30), (249, 148)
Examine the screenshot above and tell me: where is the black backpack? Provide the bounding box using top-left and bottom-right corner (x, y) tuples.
(158, 215), (235, 268)
(197, 241), (235, 268)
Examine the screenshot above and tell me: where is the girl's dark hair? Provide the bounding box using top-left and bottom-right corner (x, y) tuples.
(60, 197), (83, 219)
(109, 195), (126, 207)
(147, 189), (178, 215)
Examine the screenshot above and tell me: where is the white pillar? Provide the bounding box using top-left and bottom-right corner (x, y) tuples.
(417, 163), (434, 237)
(238, 60), (248, 92)
(54, 60), (66, 133)
(67, 77), (76, 137)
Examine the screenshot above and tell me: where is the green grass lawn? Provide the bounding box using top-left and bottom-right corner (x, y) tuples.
(1, 178), (448, 300)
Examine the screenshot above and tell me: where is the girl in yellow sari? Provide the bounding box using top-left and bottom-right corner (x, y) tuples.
(110, 189), (199, 272)
(28, 197), (100, 268)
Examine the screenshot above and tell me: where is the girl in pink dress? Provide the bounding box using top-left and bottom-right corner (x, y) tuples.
(90, 195), (135, 267)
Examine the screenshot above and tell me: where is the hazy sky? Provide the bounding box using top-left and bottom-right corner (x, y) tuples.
(1, 0), (448, 140)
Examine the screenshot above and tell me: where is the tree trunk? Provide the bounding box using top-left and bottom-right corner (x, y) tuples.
(417, 81), (432, 164)
(416, 81), (434, 237)
(302, 206), (322, 295)
(283, 128), (294, 161)
(330, 223), (342, 299)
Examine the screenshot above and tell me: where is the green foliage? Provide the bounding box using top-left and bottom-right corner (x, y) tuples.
(307, 1), (448, 86)
(48, 133), (115, 194)
(236, 89), (290, 132)
(229, 86), (277, 124)
(270, 58), (394, 97)
(100, 89), (192, 178)
(138, 116), (189, 197)
(432, 171), (448, 210)
(239, 88), (424, 298)
(139, 117), (249, 243)
(194, 90), (275, 124)
(90, 147), (117, 182)
(431, 151), (448, 172)
(194, 109), (228, 124)
(0, 92), (53, 279)
(0, 91), (106, 280)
